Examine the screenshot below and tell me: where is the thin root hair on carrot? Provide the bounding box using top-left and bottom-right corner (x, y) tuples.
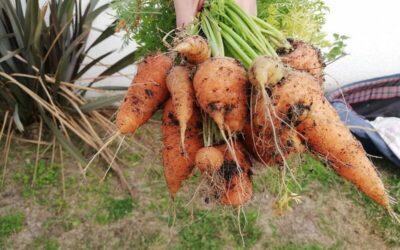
(83, 131), (121, 174)
(100, 135), (126, 182)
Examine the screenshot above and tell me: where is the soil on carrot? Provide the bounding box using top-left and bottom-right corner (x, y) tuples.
(1, 122), (400, 249)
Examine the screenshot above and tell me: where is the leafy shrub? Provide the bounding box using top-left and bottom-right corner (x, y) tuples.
(0, 0), (134, 173)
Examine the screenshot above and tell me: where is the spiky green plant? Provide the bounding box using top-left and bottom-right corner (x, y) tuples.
(0, 0), (136, 195)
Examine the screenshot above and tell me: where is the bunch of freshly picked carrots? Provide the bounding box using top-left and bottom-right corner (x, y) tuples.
(110, 0), (396, 218)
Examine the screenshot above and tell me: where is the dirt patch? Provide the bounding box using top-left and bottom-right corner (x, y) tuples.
(252, 185), (387, 249)
(58, 214), (169, 249)
(1, 184), (51, 249)
(12, 206), (52, 249)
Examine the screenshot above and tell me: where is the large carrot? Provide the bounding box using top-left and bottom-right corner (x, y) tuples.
(272, 71), (391, 209)
(85, 53), (172, 195)
(116, 53), (173, 134)
(216, 142), (253, 206)
(166, 65), (195, 152)
(162, 99), (203, 198)
(280, 40), (324, 85)
(193, 57), (248, 133)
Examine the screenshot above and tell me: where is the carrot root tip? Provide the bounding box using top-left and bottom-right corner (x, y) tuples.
(388, 208), (400, 224)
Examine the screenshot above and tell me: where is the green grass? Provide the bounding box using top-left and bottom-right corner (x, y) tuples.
(14, 160), (59, 197)
(130, 231), (167, 250)
(95, 197), (137, 224)
(227, 209), (263, 248)
(13, 160), (66, 212)
(253, 154), (343, 199)
(0, 212), (25, 246)
(43, 214), (82, 233)
(345, 160), (400, 246)
(295, 155), (343, 192)
(32, 236), (59, 250)
(273, 243), (328, 250)
(174, 209), (227, 250)
(172, 208), (262, 250)
(64, 174), (139, 225)
(123, 152), (143, 167)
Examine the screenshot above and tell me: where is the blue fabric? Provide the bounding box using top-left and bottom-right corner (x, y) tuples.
(331, 100), (400, 167)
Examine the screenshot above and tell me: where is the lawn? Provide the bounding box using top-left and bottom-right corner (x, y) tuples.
(1, 122), (400, 249)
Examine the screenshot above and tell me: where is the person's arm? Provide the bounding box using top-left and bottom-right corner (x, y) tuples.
(174, 0), (256, 28)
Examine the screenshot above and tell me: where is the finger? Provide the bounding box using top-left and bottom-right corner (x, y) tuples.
(174, 0), (199, 27)
(235, 0), (257, 16)
(197, 0), (205, 11)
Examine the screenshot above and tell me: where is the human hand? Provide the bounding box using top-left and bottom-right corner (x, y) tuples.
(174, 0), (257, 28)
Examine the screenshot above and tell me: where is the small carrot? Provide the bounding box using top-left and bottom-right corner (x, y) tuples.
(195, 146), (224, 173)
(166, 65), (195, 152)
(174, 35), (211, 64)
(249, 56), (286, 89)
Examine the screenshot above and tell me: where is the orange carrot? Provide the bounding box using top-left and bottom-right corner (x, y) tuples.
(216, 142), (253, 206)
(245, 57), (302, 165)
(273, 71), (390, 209)
(241, 80), (304, 165)
(242, 121), (275, 165)
(166, 65), (195, 151)
(281, 40), (324, 84)
(193, 57), (248, 133)
(116, 53), (173, 134)
(195, 146), (224, 173)
(279, 127), (306, 161)
(162, 99), (203, 197)
(174, 35), (211, 64)
(242, 121), (305, 166)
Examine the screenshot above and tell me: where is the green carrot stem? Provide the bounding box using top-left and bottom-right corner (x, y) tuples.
(224, 8), (269, 55)
(202, 114), (209, 146)
(225, 43), (250, 67)
(225, 2), (270, 50)
(265, 40), (278, 57)
(219, 22), (258, 60)
(252, 16), (290, 48)
(269, 36), (284, 48)
(208, 16), (225, 57)
(260, 28), (285, 42)
(220, 30), (252, 68)
(201, 13), (220, 57)
(252, 16), (285, 38)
